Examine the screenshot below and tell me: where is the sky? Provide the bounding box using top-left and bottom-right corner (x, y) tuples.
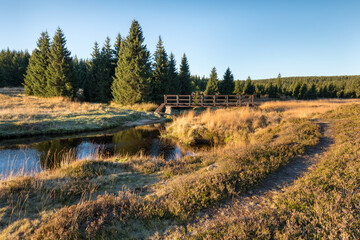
(1, 0), (360, 80)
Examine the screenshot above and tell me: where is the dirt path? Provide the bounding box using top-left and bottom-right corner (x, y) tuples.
(186, 120), (335, 233)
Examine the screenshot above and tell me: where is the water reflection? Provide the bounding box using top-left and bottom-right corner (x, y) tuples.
(0, 125), (191, 179)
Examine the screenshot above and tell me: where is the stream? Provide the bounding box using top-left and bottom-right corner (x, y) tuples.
(0, 124), (191, 180)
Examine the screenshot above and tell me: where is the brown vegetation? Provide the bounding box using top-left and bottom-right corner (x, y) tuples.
(0, 88), (160, 139)
(1, 98), (359, 239)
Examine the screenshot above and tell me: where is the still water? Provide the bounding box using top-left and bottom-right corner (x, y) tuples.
(0, 125), (190, 179)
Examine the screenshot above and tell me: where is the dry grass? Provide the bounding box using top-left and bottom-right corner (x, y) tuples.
(165, 107), (281, 145)
(259, 98), (360, 119)
(0, 157), (161, 239)
(26, 113), (320, 239)
(1, 97), (359, 239)
(171, 104), (360, 239)
(111, 102), (159, 112)
(0, 87), (160, 138)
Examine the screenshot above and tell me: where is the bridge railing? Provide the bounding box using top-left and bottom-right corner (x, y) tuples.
(163, 95), (254, 107)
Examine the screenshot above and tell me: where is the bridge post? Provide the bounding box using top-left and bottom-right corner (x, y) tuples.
(165, 106), (173, 114)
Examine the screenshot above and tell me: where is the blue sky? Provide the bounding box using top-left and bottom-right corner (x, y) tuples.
(1, 0), (359, 79)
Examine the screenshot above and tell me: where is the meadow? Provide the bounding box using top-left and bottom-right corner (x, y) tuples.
(0, 88), (159, 139)
(0, 94), (359, 239)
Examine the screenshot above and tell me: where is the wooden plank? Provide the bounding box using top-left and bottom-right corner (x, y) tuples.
(160, 94), (255, 109)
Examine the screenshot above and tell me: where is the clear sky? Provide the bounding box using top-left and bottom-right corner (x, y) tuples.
(1, 0), (359, 80)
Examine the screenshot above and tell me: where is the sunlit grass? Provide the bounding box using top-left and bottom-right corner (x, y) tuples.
(0, 88), (160, 138)
(1, 96), (359, 239)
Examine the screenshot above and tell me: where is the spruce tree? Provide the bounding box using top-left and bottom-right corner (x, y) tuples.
(292, 81), (301, 98)
(243, 76), (255, 94)
(152, 36), (169, 103)
(0, 66), (4, 87)
(46, 28), (75, 97)
(204, 67), (219, 95)
(266, 82), (277, 98)
(168, 53), (179, 94)
(99, 37), (114, 102)
(114, 33), (122, 58)
(24, 31), (51, 96)
(298, 83), (308, 99)
(178, 53), (191, 94)
(306, 83), (317, 99)
(276, 73), (283, 95)
(255, 84), (265, 96)
(112, 20), (152, 104)
(220, 67), (234, 94)
(73, 57), (88, 90)
(233, 80), (243, 95)
(84, 42), (101, 102)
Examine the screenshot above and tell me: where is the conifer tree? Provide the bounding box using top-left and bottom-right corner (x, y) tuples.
(168, 53), (179, 94)
(99, 37), (114, 102)
(204, 67), (219, 95)
(24, 31), (51, 96)
(276, 73), (283, 95)
(114, 33), (122, 58)
(46, 28), (75, 97)
(243, 76), (255, 94)
(84, 42), (101, 101)
(233, 80), (242, 95)
(298, 83), (308, 99)
(255, 84), (265, 96)
(73, 57), (88, 90)
(306, 83), (317, 99)
(220, 67), (234, 94)
(152, 36), (169, 103)
(112, 20), (152, 104)
(0, 67), (4, 87)
(178, 53), (191, 94)
(292, 81), (301, 98)
(266, 82), (277, 98)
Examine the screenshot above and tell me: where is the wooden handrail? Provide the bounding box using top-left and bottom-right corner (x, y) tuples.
(161, 95), (255, 107)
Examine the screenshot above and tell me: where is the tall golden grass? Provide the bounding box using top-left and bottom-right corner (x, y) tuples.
(110, 102), (158, 112)
(183, 104), (360, 239)
(1, 96), (359, 239)
(0, 87), (159, 138)
(0, 90), (109, 122)
(259, 98), (360, 119)
(165, 107), (280, 145)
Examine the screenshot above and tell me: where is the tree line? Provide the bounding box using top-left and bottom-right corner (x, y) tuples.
(2, 19), (360, 102)
(22, 20), (195, 104)
(0, 49), (30, 87)
(190, 72), (360, 99)
(239, 74), (360, 99)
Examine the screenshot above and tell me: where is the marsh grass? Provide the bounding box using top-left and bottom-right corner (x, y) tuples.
(111, 102), (159, 112)
(165, 107), (281, 145)
(1, 99), (358, 239)
(180, 104), (360, 239)
(25, 109), (321, 239)
(259, 98), (360, 119)
(0, 88), (159, 139)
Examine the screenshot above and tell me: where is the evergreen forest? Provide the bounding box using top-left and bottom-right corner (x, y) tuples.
(1, 20), (360, 102)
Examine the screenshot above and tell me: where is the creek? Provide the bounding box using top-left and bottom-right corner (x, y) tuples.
(0, 124), (191, 179)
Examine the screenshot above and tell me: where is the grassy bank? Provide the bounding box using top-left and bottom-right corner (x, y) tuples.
(0, 88), (160, 139)
(179, 104), (360, 239)
(1, 99), (359, 239)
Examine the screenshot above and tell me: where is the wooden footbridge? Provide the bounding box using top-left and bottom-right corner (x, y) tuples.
(155, 95), (255, 113)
